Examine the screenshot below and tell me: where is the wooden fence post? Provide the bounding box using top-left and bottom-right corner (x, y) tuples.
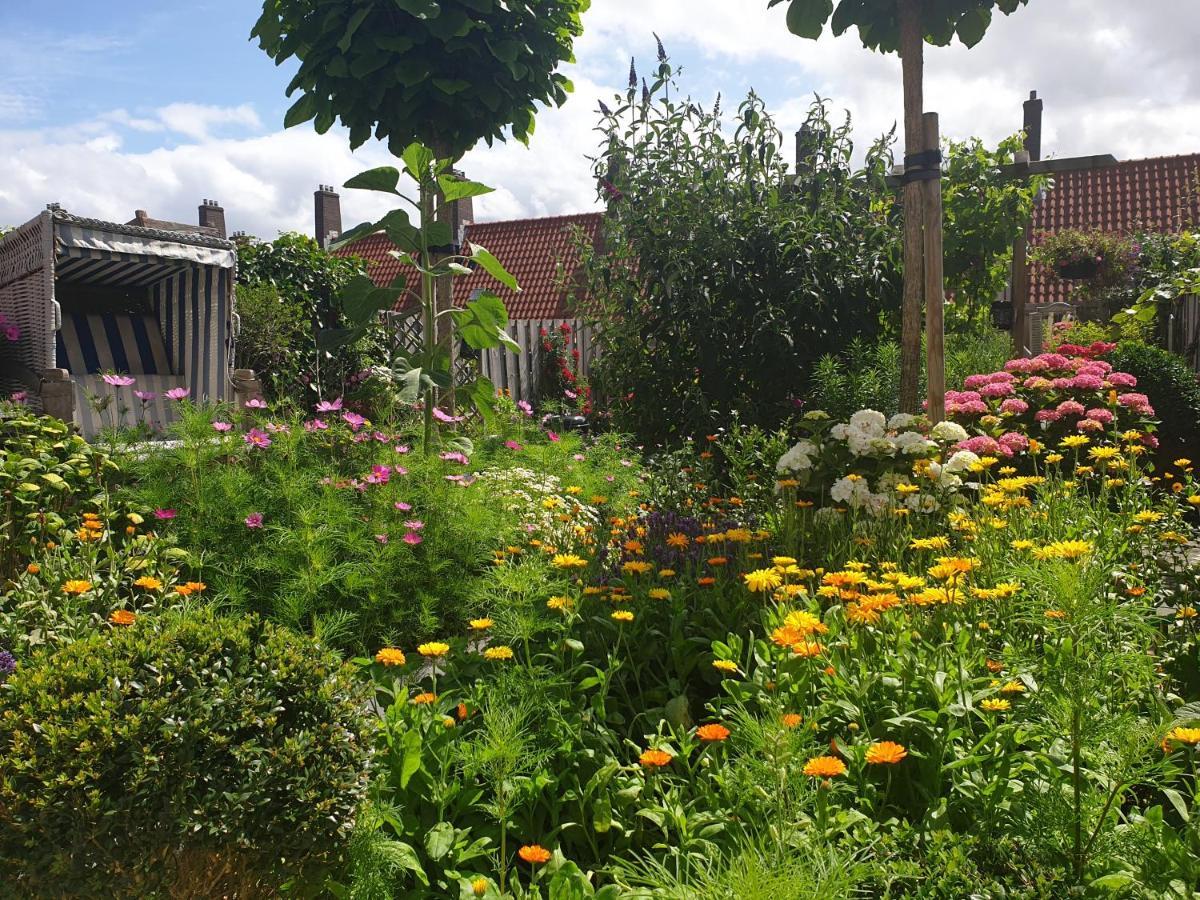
(922, 112), (946, 422)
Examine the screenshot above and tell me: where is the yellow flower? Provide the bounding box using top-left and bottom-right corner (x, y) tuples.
(1060, 435), (1091, 449)
(658, 568), (676, 577)
(1088, 446), (1120, 461)
(743, 568), (783, 593)
(865, 741), (908, 764)
(665, 532), (691, 548)
(547, 596), (573, 612)
(410, 692), (438, 705)
(803, 755), (847, 777)
(648, 588), (671, 601)
(417, 642), (450, 657)
(611, 610), (634, 623)
(469, 618), (494, 630)
(928, 557), (977, 580)
(132, 576), (163, 590)
(772, 555), (798, 567)
(62, 579), (92, 595)
(712, 659), (738, 673)
(375, 647), (407, 666)
(552, 553), (588, 569)
(981, 698), (1011, 712)
(109, 609), (136, 626)
(1165, 726), (1200, 746)
(622, 560), (653, 575)
(1175, 458), (1192, 468)
(473, 878), (489, 897)
(1177, 606), (1198, 619)
(1032, 540), (1092, 561)
(483, 645), (514, 661)
(909, 536), (951, 551)
(895, 483), (921, 495)
(999, 680), (1026, 694)
(1132, 511), (1163, 523)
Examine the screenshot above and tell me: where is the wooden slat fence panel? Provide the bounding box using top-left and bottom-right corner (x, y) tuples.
(478, 318), (597, 405)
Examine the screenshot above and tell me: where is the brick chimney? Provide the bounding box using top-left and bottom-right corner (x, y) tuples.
(198, 199), (227, 238)
(1023, 90), (1043, 162)
(315, 185), (342, 249)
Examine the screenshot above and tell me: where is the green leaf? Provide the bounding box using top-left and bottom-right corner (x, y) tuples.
(344, 167), (402, 195)
(469, 245), (520, 291)
(461, 377), (498, 426)
(401, 143), (437, 182)
(955, 8), (992, 47)
(437, 174), (495, 202)
(316, 327), (364, 351)
(432, 78), (471, 95)
(341, 275), (403, 324)
(387, 841), (428, 886)
(424, 221), (454, 248)
(785, 0), (833, 39)
(394, 0), (442, 17)
(329, 220), (380, 250)
(399, 728), (423, 788)
(379, 209), (422, 252)
(337, 7), (370, 52)
(452, 292), (518, 351)
(424, 822), (455, 861)
(283, 94), (317, 129)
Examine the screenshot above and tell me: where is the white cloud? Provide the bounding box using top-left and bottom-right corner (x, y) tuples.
(157, 103), (262, 141)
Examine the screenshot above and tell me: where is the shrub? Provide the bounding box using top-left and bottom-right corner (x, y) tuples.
(0, 607), (373, 897)
(1106, 340), (1200, 458)
(0, 410), (116, 582)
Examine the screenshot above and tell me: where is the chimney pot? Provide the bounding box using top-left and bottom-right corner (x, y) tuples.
(1022, 90), (1044, 162)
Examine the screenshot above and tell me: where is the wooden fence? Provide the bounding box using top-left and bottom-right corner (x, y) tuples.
(383, 313), (598, 405)
(1165, 295), (1200, 372)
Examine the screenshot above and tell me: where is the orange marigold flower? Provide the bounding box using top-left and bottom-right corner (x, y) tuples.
(697, 576), (716, 587)
(109, 609), (136, 626)
(62, 579), (92, 595)
(791, 640), (826, 658)
(25, 563), (40, 574)
(375, 647), (407, 667)
(781, 713), (803, 729)
(865, 741), (908, 765)
(518, 845), (552, 864)
(696, 723), (731, 742)
(639, 748), (673, 768)
(802, 755), (846, 777)
(133, 576), (163, 591)
(457, 702), (469, 720)
(410, 692), (438, 705)
(665, 532), (691, 548)
(417, 642), (450, 657)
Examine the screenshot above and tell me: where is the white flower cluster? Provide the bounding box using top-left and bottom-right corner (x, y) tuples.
(473, 466), (601, 545)
(775, 409), (981, 517)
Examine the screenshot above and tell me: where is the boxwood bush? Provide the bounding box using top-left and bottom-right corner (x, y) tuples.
(0, 608), (374, 897)
(1107, 340), (1200, 459)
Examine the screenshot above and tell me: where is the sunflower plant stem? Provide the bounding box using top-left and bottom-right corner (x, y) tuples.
(420, 176), (436, 456)
(1071, 693), (1083, 882)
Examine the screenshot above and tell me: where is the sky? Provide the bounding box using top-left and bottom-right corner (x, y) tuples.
(0, 1), (1197, 241)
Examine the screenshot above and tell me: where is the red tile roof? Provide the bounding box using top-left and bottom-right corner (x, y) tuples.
(337, 211), (604, 321)
(1030, 153), (1200, 304)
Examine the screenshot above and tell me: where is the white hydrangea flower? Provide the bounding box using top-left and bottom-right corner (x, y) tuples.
(849, 409), (887, 436)
(943, 450), (980, 475)
(931, 421), (968, 443)
(776, 439), (817, 474)
(830, 423), (849, 440)
(905, 493), (941, 512)
(888, 412), (918, 430)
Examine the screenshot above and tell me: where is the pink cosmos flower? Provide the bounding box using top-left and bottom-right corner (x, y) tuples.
(573, 453), (585, 461)
(154, 509), (177, 520)
(316, 398), (343, 413)
(351, 432), (370, 443)
(134, 390), (157, 402)
(375, 534), (389, 544)
(245, 512), (264, 529)
(10, 391), (27, 404)
(245, 398), (267, 409)
(394, 501), (412, 512)
(504, 440), (523, 451)
(564, 389), (577, 400)
(342, 411), (366, 431)
(517, 400), (533, 417)
(212, 421), (233, 433)
(403, 520), (424, 531)
(402, 531), (423, 545)
(393, 466), (408, 476)
(432, 407), (465, 423)
(266, 421), (290, 433)
(547, 431), (561, 442)
(365, 465), (390, 485)
(440, 451), (469, 465)
(304, 419), (329, 432)
(165, 387), (190, 401)
(395, 445), (411, 454)
(444, 474), (477, 485)
(102, 374), (136, 387)
(244, 428), (272, 448)
(372, 431), (388, 442)
(605, 475), (616, 483)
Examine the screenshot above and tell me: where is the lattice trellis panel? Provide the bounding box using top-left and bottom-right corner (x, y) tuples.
(383, 310), (478, 389)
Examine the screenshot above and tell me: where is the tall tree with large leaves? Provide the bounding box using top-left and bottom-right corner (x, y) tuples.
(769, 0), (1031, 412)
(253, 0), (589, 446)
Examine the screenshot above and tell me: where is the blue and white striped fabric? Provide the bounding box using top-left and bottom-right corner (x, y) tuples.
(151, 265), (232, 404)
(56, 312), (173, 376)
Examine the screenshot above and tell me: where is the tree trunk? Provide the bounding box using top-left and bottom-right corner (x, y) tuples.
(898, 0), (925, 414)
(922, 111), (945, 421)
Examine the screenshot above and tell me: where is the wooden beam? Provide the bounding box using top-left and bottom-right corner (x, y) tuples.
(922, 112), (945, 422)
(884, 153), (1121, 191)
(897, 0), (924, 414)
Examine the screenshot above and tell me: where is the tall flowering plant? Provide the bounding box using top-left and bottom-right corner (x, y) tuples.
(537, 321), (591, 415)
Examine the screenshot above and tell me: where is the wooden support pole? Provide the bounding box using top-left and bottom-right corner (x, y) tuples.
(1011, 223), (1031, 355)
(897, 0), (924, 414)
(922, 112), (946, 422)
